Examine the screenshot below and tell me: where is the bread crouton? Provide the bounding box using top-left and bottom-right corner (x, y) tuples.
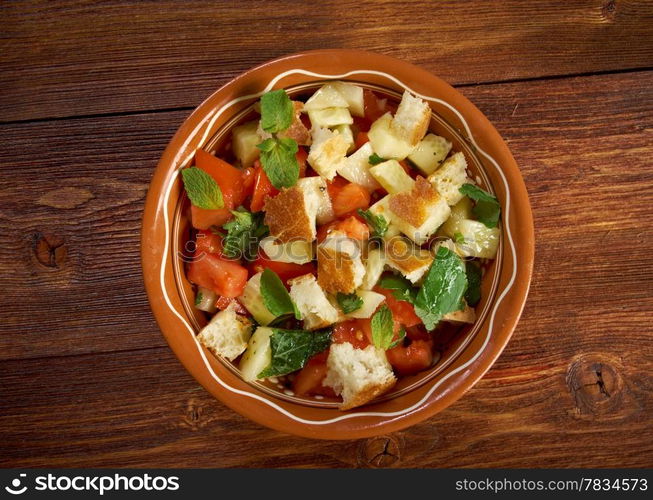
(317, 231), (365, 294)
(336, 142), (381, 191)
(368, 113), (415, 160)
(388, 177), (451, 244)
(428, 152), (469, 205)
(278, 101), (312, 146)
(197, 302), (253, 361)
(360, 247), (386, 290)
(263, 183), (320, 242)
(391, 90), (431, 146)
(259, 237), (313, 264)
(324, 342), (397, 410)
(288, 274), (339, 330)
(307, 127), (349, 180)
(385, 236), (433, 283)
(442, 302), (477, 324)
(296, 176), (334, 225)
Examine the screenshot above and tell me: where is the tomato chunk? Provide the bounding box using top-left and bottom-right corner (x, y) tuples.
(386, 339), (434, 376)
(331, 182), (371, 217)
(194, 229), (223, 255)
(374, 285), (422, 327)
(249, 251), (316, 284)
(250, 161), (279, 212)
(332, 319), (372, 350)
(296, 147), (308, 177)
(215, 295), (248, 315)
(317, 215), (370, 243)
(187, 251), (248, 298)
(293, 350), (337, 397)
(354, 131), (369, 150)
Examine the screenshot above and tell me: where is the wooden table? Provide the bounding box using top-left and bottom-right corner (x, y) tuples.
(2, 1), (652, 468)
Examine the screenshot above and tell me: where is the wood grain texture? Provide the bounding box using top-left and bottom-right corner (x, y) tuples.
(2, 0), (653, 122)
(1, 69), (651, 467)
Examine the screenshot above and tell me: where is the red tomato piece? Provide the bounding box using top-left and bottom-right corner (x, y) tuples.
(186, 251), (248, 298)
(249, 251), (316, 283)
(250, 161), (279, 212)
(296, 147), (308, 177)
(292, 350), (337, 397)
(215, 296), (248, 315)
(374, 285), (422, 327)
(194, 229), (223, 255)
(332, 182), (371, 217)
(317, 215), (370, 243)
(241, 166), (257, 198)
(354, 131), (369, 150)
(363, 89), (389, 123)
(332, 319), (372, 350)
(386, 339), (434, 376)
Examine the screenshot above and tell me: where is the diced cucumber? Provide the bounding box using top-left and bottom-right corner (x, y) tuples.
(334, 124), (355, 153)
(259, 237), (313, 264)
(307, 107), (353, 128)
(408, 133), (452, 175)
(239, 327), (273, 381)
(232, 120), (261, 168)
(336, 142), (380, 191)
(332, 82), (365, 117)
(438, 197), (474, 237)
(455, 219), (500, 259)
(369, 159), (414, 194)
(239, 272), (276, 326)
(360, 248), (385, 290)
(304, 83), (349, 110)
(368, 113), (415, 160)
(346, 290), (386, 319)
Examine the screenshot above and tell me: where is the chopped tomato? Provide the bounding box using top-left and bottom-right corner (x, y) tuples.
(215, 295), (248, 315)
(195, 229), (223, 255)
(386, 339), (434, 376)
(317, 215), (370, 243)
(293, 350), (337, 397)
(241, 166), (257, 197)
(186, 251), (248, 298)
(354, 131), (369, 150)
(250, 161), (279, 212)
(353, 115), (371, 134)
(332, 182), (371, 217)
(399, 160), (414, 176)
(332, 319), (372, 349)
(363, 89), (390, 123)
(296, 147), (308, 177)
(374, 285), (422, 327)
(326, 176), (349, 199)
(189, 150), (246, 229)
(249, 251), (316, 283)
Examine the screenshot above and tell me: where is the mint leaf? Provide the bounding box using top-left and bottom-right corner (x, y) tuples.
(413, 246), (468, 330)
(357, 209), (388, 238)
(258, 328), (332, 378)
(465, 261), (482, 307)
(181, 167), (224, 210)
(459, 183), (501, 228)
(221, 207), (269, 261)
(336, 292), (363, 314)
(260, 89), (294, 133)
(368, 153), (385, 165)
(194, 291), (203, 306)
(260, 268), (300, 319)
(388, 327), (406, 349)
(257, 137), (299, 189)
(371, 304), (395, 350)
(454, 232), (465, 244)
(379, 274), (417, 303)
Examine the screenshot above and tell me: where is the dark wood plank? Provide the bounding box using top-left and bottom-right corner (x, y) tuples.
(0, 70), (651, 466)
(2, 0), (652, 121)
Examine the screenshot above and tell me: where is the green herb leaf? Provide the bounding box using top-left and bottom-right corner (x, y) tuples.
(260, 89), (294, 133)
(336, 292), (363, 314)
(465, 261), (482, 307)
(258, 328), (332, 378)
(368, 153), (385, 165)
(388, 327), (406, 349)
(194, 291), (203, 306)
(371, 304), (395, 350)
(181, 167), (224, 210)
(379, 274), (417, 303)
(454, 232), (465, 244)
(357, 209), (389, 238)
(221, 207), (269, 261)
(260, 268), (301, 319)
(459, 183), (501, 228)
(413, 246), (468, 330)
(257, 137), (299, 189)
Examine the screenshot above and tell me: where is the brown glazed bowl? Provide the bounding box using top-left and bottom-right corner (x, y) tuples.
(141, 49), (534, 440)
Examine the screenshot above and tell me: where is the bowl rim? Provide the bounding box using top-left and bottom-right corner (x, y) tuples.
(141, 48), (535, 440)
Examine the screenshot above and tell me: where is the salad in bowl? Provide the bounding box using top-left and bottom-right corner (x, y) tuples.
(181, 82), (501, 410)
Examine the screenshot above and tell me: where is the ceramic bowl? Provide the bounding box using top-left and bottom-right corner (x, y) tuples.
(141, 49), (534, 440)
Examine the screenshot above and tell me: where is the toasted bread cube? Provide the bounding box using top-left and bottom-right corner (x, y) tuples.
(345, 290), (386, 319)
(264, 183), (320, 242)
(360, 247), (386, 290)
(408, 133), (452, 175)
(259, 237), (313, 264)
(391, 90), (431, 146)
(388, 177), (451, 244)
(385, 237), (433, 283)
(428, 152), (469, 205)
(368, 113), (416, 160)
(278, 101), (312, 146)
(232, 120), (261, 168)
(324, 343), (397, 410)
(368, 196), (401, 238)
(369, 159), (415, 194)
(307, 127), (349, 180)
(336, 142), (381, 191)
(442, 301), (476, 324)
(297, 176), (334, 225)
(317, 231), (365, 294)
(304, 83), (349, 111)
(197, 303), (253, 362)
(307, 107), (353, 128)
(288, 274), (339, 330)
(332, 82), (365, 117)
